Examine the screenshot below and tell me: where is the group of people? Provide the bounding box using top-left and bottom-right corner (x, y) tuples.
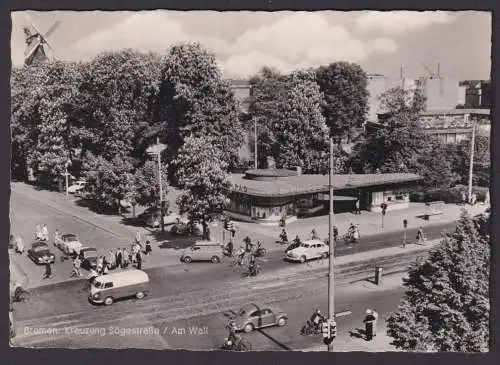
(35, 224), (49, 241)
(223, 236), (262, 277)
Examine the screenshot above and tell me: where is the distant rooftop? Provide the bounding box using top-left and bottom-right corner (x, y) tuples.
(421, 109), (490, 116)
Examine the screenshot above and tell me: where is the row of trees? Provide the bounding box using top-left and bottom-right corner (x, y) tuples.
(11, 44), (244, 227)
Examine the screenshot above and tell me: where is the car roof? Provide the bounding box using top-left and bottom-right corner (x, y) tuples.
(239, 303), (263, 314)
(303, 239), (325, 245)
(80, 247), (97, 252)
(32, 241), (48, 247)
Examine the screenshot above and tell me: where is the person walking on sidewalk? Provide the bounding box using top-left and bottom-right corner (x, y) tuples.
(145, 240), (152, 255)
(355, 200), (361, 214)
(135, 230), (142, 245)
(363, 309), (376, 341)
(116, 247), (123, 269)
(122, 247), (129, 268)
(333, 226), (338, 242)
(42, 259), (52, 279)
(70, 257), (82, 277)
(416, 227), (425, 245)
(136, 252), (142, 270)
(372, 309), (379, 337)
(310, 228), (319, 240)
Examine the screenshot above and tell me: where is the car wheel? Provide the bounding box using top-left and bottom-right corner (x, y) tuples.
(136, 291), (145, 299)
(299, 255), (307, 263)
(104, 297), (114, 306)
(243, 323), (254, 333)
(183, 256), (192, 263)
(321, 252), (328, 259)
(211, 256), (220, 264)
(277, 317), (287, 327)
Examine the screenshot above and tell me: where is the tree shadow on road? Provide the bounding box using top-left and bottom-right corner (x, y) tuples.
(349, 328), (366, 340)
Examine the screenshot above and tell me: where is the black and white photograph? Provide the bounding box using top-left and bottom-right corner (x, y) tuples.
(8, 10), (491, 352)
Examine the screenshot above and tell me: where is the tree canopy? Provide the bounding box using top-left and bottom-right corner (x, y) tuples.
(174, 136), (232, 238)
(157, 43), (244, 174)
(316, 61), (369, 143)
(387, 212), (490, 352)
(248, 67), (346, 173)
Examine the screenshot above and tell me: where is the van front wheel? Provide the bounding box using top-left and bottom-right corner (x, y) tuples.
(104, 297), (114, 306)
(136, 291), (145, 299)
(211, 256), (220, 264)
(183, 256), (192, 263)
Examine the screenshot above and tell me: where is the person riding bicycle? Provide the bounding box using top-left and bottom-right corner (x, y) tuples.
(279, 229), (288, 243)
(347, 223), (358, 242)
(310, 308), (325, 329)
(244, 236), (253, 253)
(236, 246), (246, 265)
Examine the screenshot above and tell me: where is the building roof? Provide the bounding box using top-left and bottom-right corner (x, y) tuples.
(230, 173), (421, 197)
(421, 109), (490, 116)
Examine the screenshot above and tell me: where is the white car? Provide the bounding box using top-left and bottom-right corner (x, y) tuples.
(285, 239), (329, 263)
(146, 212), (186, 228)
(67, 180), (86, 194)
(54, 233), (83, 255)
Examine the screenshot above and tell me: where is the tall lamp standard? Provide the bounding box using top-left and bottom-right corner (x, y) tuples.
(65, 160), (71, 199)
(147, 138), (167, 232)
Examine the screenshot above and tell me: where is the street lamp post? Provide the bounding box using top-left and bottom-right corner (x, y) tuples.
(254, 118), (258, 169)
(65, 160), (71, 199)
(327, 137), (335, 352)
(147, 138), (167, 233)
(468, 117), (476, 203)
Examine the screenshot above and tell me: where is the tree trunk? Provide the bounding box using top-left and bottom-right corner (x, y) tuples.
(118, 200), (122, 216)
(132, 204), (136, 219)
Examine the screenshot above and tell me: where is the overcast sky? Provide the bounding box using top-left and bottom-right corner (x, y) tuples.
(11, 10), (491, 80)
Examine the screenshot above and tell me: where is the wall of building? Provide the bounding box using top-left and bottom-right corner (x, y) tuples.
(421, 78), (461, 111)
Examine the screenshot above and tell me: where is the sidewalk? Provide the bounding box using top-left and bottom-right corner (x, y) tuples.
(235, 202), (488, 242)
(9, 252), (29, 289)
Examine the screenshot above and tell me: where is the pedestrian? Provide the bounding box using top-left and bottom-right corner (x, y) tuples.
(416, 227), (425, 245)
(135, 230), (142, 245)
(471, 192), (477, 206)
(485, 190), (490, 206)
(353, 224), (360, 241)
(122, 247), (129, 268)
(333, 226), (338, 242)
(96, 256), (104, 274)
(15, 236), (24, 254)
(41, 224), (49, 242)
(145, 240), (152, 255)
(461, 191), (467, 205)
(355, 200), (361, 214)
(116, 247), (123, 269)
(107, 249), (116, 270)
(136, 252), (142, 270)
(43, 259), (52, 279)
(372, 309), (379, 337)
(363, 309), (376, 341)
(71, 257), (82, 277)
(311, 229), (319, 240)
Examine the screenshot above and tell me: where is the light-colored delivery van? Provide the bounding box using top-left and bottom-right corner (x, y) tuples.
(181, 240), (224, 264)
(89, 269), (149, 306)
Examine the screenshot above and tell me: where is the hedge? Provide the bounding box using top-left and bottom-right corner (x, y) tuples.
(410, 185), (489, 204)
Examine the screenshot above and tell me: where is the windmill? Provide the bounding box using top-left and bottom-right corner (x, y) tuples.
(23, 13), (61, 66)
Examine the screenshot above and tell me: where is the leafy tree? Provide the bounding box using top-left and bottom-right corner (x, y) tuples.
(174, 136), (231, 239)
(157, 43), (244, 175)
(82, 153), (135, 213)
(316, 62), (369, 144)
(351, 86), (429, 173)
(248, 68), (346, 173)
(11, 62), (82, 185)
(132, 159), (169, 207)
(78, 49), (162, 162)
(387, 212), (490, 352)
(417, 138), (460, 188)
(248, 67), (289, 168)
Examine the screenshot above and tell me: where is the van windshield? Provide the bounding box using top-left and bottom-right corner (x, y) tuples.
(94, 281), (103, 289)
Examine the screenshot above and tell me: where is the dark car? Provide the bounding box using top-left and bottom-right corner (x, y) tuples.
(170, 222), (203, 237)
(79, 247), (99, 270)
(27, 241), (56, 264)
(231, 303), (288, 333)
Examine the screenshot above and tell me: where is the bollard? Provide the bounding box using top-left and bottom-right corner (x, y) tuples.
(374, 267), (383, 285)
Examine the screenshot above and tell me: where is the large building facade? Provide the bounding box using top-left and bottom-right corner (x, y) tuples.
(226, 169), (421, 224)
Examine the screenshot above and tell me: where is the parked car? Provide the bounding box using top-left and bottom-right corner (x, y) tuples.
(79, 247), (99, 270)
(145, 212), (183, 228)
(285, 239), (329, 263)
(54, 233), (83, 255)
(231, 303), (288, 333)
(181, 240), (224, 264)
(67, 180), (86, 194)
(28, 241), (56, 264)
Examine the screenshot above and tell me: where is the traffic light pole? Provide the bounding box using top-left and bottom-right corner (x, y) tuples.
(327, 137), (335, 352)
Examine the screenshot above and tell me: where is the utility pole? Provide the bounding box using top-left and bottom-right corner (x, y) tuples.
(327, 137), (335, 352)
(157, 137), (165, 233)
(254, 119), (258, 169)
(468, 116), (476, 203)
